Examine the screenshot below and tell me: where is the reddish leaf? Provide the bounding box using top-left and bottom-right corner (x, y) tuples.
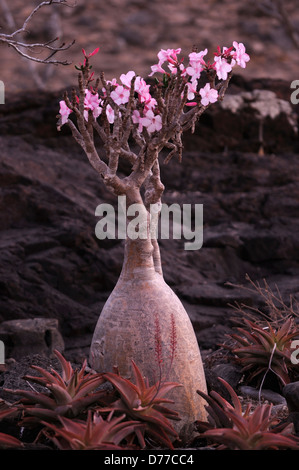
(0, 432), (23, 449)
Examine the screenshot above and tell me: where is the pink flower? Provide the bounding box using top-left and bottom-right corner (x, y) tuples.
(186, 61), (203, 80)
(102, 79), (118, 98)
(144, 96), (158, 111)
(232, 41), (250, 68)
(149, 48), (181, 76)
(134, 76), (151, 102)
(186, 49), (207, 80)
(106, 104), (115, 124)
(188, 49), (208, 66)
(168, 62), (186, 75)
(107, 78), (118, 87)
(149, 63), (167, 76)
(110, 85), (130, 105)
(120, 71), (136, 88)
(132, 108), (161, 133)
(84, 89), (102, 120)
(214, 56), (233, 80)
(59, 100), (72, 125)
(199, 83), (218, 106)
(142, 110), (162, 133)
(132, 110), (144, 132)
(158, 48), (181, 64)
(214, 45), (234, 61)
(186, 79), (198, 100)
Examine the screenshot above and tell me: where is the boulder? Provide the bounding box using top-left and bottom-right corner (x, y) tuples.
(0, 318), (64, 360)
(283, 382), (299, 433)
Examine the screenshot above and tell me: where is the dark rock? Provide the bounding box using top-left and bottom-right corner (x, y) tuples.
(0, 318), (64, 361)
(240, 385), (286, 405)
(205, 363), (243, 402)
(287, 412), (299, 434)
(283, 382), (299, 412)
(283, 382), (299, 433)
(0, 81), (299, 363)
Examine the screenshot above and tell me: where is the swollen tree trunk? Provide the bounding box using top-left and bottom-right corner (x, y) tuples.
(89, 230), (208, 439)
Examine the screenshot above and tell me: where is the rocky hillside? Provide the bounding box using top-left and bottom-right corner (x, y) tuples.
(0, 75), (298, 362)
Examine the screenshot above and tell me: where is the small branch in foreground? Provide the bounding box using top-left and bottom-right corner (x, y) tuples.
(0, 0), (76, 65)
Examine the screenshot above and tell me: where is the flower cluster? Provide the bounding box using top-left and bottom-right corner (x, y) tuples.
(59, 43), (250, 132)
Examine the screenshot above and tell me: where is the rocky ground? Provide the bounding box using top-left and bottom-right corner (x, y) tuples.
(0, 74), (298, 361)
(1, 0), (299, 92)
(0, 0), (299, 451)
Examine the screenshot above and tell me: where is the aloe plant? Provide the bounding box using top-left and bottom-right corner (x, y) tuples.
(0, 401), (23, 449)
(0, 401), (19, 421)
(5, 350), (108, 425)
(196, 378), (299, 450)
(43, 410), (145, 450)
(101, 360), (182, 448)
(228, 317), (299, 386)
(0, 432), (23, 449)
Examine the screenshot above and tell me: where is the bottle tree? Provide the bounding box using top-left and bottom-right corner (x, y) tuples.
(58, 43), (250, 439)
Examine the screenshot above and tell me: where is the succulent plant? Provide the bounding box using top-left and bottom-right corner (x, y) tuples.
(228, 318), (299, 387)
(2, 353), (183, 448)
(5, 350), (108, 425)
(101, 360), (182, 449)
(0, 400), (23, 449)
(196, 378), (299, 450)
(43, 410), (145, 450)
(0, 400), (19, 421)
(0, 432), (23, 449)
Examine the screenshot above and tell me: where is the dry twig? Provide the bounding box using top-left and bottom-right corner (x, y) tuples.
(227, 274), (299, 327)
(254, 0), (299, 50)
(0, 0), (75, 66)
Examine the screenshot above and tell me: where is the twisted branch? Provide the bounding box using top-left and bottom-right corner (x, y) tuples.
(59, 51), (235, 219)
(0, 0), (75, 64)
(254, 0), (299, 50)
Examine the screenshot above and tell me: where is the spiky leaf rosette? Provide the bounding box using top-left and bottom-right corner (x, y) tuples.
(0, 400), (19, 421)
(228, 318), (299, 386)
(101, 360), (182, 449)
(5, 350), (108, 426)
(0, 400), (23, 449)
(43, 410), (145, 450)
(196, 378), (299, 450)
(0, 432), (23, 449)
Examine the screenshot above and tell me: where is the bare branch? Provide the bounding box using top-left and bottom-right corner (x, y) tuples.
(1, 39), (74, 65)
(0, 0), (76, 65)
(7, 1), (74, 38)
(254, 0), (299, 50)
(58, 46), (243, 212)
(144, 160), (165, 208)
